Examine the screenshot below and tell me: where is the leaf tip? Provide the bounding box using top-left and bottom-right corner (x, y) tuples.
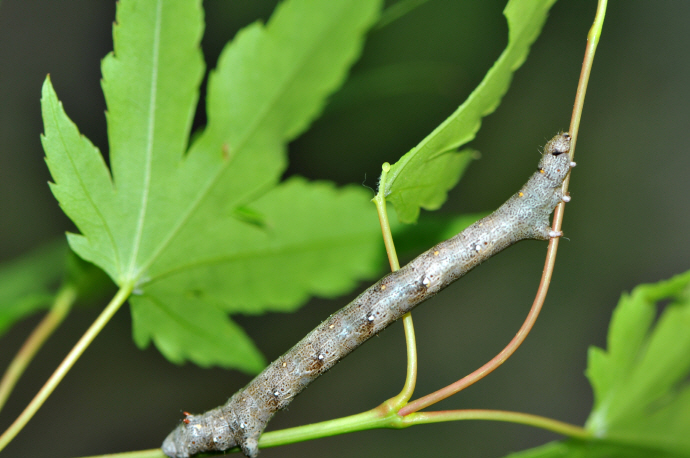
(41, 75), (56, 99)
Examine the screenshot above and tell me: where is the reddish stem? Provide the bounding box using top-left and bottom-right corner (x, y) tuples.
(399, 234), (560, 416)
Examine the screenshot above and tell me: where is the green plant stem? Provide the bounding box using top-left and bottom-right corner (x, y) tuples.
(552, 0), (605, 237)
(372, 162), (417, 406)
(84, 406), (588, 458)
(0, 283), (134, 453)
(403, 409), (591, 440)
(259, 407), (587, 453)
(76, 449), (166, 458)
(0, 284), (77, 413)
(260, 407), (399, 449)
(396, 312), (417, 405)
(373, 163), (401, 272)
(567, 0), (606, 160)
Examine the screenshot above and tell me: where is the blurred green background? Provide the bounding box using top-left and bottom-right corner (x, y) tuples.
(0, 1), (688, 457)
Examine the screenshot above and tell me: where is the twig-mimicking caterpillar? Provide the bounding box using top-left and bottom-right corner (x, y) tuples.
(162, 132), (574, 458)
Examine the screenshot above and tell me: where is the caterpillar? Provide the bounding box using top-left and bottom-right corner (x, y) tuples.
(162, 132), (574, 458)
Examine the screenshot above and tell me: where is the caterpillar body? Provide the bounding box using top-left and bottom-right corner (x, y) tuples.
(162, 132), (574, 458)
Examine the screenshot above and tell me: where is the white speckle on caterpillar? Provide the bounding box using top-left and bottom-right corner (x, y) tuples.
(562, 195), (571, 202)
(570, 161), (577, 167)
(338, 323), (352, 338)
(162, 132), (573, 458)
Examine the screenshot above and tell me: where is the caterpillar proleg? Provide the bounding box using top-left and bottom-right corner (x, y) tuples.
(162, 132), (574, 458)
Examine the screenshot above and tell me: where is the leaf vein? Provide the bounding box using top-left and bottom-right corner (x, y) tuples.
(135, 9), (350, 278)
(49, 102), (122, 280)
(143, 231), (376, 286)
(127, 0), (163, 280)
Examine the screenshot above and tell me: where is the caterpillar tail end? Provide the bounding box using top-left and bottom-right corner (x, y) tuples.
(162, 429), (180, 458)
(162, 424), (189, 458)
(161, 424), (259, 458)
(162, 409), (241, 458)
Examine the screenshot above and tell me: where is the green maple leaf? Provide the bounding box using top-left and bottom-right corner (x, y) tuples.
(506, 439), (686, 458)
(381, 0), (558, 223)
(129, 177), (385, 369)
(0, 241), (67, 335)
(585, 270), (690, 455)
(41, 0), (382, 373)
(0, 238), (113, 338)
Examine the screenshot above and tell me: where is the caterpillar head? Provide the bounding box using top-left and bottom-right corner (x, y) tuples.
(538, 132), (573, 185)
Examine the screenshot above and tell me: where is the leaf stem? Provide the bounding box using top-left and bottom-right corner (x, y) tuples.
(567, 0), (607, 160)
(556, 0), (605, 214)
(0, 284), (77, 413)
(260, 407), (398, 449)
(240, 407), (586, 455)
(396, 312), (417, 405)
(372, 162), (416, 405)
(88, 406), (588, 458)
(402, 409), (591, 440)
(0, 283), (134, 453)
(75, 449), (166, 458)
(373, 163), (400, 271)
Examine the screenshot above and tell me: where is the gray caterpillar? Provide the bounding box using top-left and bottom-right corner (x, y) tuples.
(162, 132), (574, 458)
